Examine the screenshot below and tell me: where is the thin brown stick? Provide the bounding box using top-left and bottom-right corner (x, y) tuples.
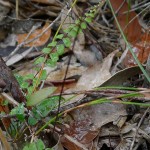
(130, 107), (150, 150)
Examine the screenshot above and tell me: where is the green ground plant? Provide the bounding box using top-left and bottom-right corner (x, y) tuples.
(3, 1), (103, 149)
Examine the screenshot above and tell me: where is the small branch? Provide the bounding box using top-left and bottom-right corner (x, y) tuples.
(0, 114), (18, 119)
(16, 0), (19, 19)
(1, 92), (19, 106)
(130, 107), (150, 150)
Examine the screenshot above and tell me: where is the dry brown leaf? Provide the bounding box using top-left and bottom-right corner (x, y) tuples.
(58, 50), (126, 148)
(46, 64), (87, 93)
(62, 50), (118, 105)
(46, 64), (87, 81)
(101, 65), (143, 86)
(110, 0), (142, 44)
(17, 23), (51, 47)
(72, 103), (126, 130)
(61, 119), (98, 150)
(0, 95), (11, 129)
(123, 32), (150, 67)
(110, 0), (150, 67)
(61, 102), (126, 149)
(75, 50), (118, 91)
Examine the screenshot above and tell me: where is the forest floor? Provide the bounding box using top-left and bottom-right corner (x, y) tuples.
(0, 0), (150, 150)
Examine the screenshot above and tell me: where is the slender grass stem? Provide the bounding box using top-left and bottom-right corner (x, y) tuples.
(107, 0), (150, 83)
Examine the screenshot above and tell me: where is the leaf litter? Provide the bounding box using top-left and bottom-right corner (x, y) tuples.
(0, 0), (150, 150)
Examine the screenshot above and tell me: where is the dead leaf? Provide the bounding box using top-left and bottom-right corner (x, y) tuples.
(74, 48), (102, 66)
(123, 32), (150, 67)
(62, 50), (118, 105)
(121, 123), (137, 134)
(46, 64), (87, 82)
(61, 135), (87, 150)
(17, 23), (51, 47)
(72, 103), (126, 130)
(61, 119), (98, 150)
(75, 50), (118, 91)
(110, 0), (142, 44)
(101, 65), (144, 86)
(46, 64), (87, 93)
(110, 0), (150, 67)
(61, 102), (126, 149)
(60, 50), (127, 149)
(0, 95), (11, 129)
(51, 132), (64, 150)
(98, 124), (120, 149)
